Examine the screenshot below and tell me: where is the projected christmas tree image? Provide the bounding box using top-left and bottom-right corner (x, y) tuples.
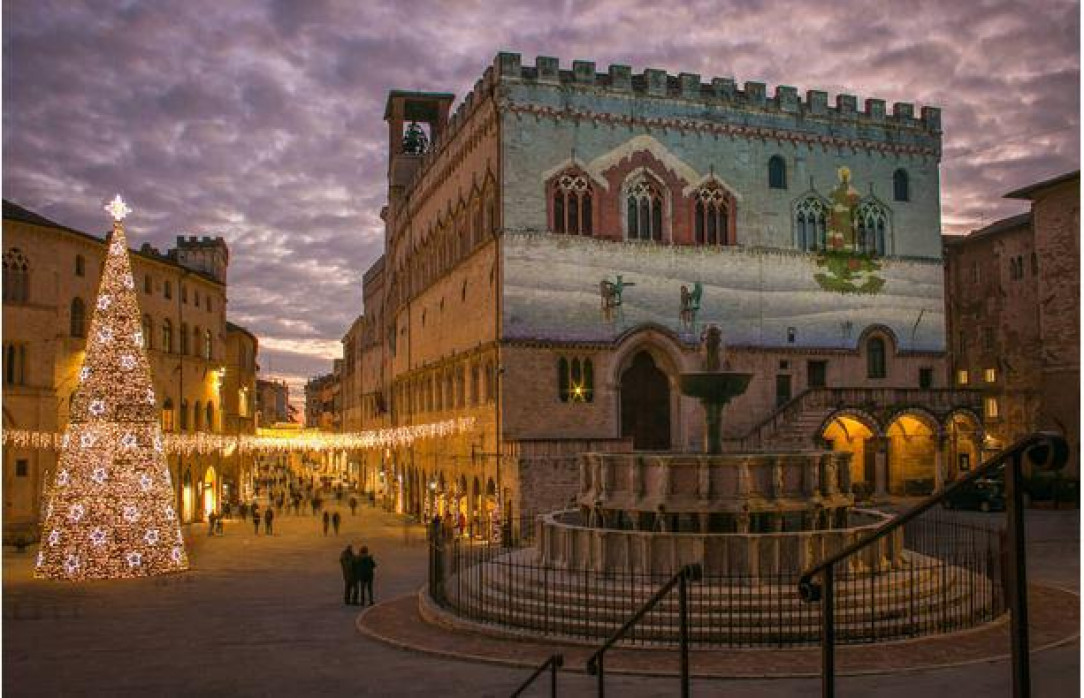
(36, 196), (189, 580)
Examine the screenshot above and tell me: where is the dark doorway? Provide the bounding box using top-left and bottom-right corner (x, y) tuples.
(775, 374), (792, 407)
(620, 351), (671, 450)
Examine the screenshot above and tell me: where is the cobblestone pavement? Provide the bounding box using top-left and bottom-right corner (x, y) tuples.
(3, 501), (1078, 697)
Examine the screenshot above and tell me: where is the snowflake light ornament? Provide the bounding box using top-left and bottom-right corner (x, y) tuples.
(126, 552), (142, 568)
(171, 547), (184, 564)
(48, 530), (61, 546)
(90, 467), (109, 485)
(123, 273), (135, 290)
(80, 433), (97, 448)
(153, 436), (164, 453)
(80, 367), (91, 381)
(68, 504), (85, 522)
(121, 433), (138, 449)
(90, 528), (107, 546)
(89, 400), (107, 417)
(105, 194), (131, 221)
(164, 505), (176, 521)
(64, 555), (80, 576)
(146, 389), (156, 406)
(97, 327), (113, 343)
(144, 529), (159, 545)
(123, 505), (141, 523)
(139, 474), (154, 492)
(97, 295), (112, 311)
(120, 354), (136, 371)
(56, 469), (70, 487)
(132, 330), (143, 346)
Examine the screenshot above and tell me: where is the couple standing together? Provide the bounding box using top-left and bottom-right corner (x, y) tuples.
(339, 545), (377, 606)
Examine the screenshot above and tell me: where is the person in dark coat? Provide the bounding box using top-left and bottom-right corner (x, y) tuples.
(355, 546), (377, 606)
(322, 510), (331, 536)
(349, 496), (358, 516)
(340, 545), (358, 605)
(264, 507), (274, 535)
(251, 506), (261, 535)
(332, 511), (342, 535)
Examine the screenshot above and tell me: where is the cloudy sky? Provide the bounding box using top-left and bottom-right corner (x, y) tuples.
(4, 0), (1079, 401)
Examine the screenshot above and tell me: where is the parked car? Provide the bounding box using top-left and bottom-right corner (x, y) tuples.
(942, 478), (1005, 512)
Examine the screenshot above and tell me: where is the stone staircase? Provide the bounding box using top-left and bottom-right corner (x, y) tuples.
(439, 548), (1001, 647)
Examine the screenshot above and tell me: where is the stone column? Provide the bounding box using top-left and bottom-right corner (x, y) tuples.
(873, 437), (889, 497)
(934, 435), (946, 493)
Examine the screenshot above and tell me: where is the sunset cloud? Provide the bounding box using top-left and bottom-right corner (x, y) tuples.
(4, 0), (1078, 389)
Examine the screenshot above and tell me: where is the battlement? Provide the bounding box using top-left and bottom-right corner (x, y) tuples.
(491, 52), (941, 133)
(175, 234), (228, 248)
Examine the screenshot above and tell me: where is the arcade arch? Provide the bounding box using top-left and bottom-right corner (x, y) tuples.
(885, 411), (939, 494)
(821, 411), (878, 487)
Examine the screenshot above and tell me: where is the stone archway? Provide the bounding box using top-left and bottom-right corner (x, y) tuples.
(821, 412), (878, 488)
(886, 412), (939, 495)
(945, 411), (983, 482)
(202, 466), (218, 518)
(620, 351), (671, 450)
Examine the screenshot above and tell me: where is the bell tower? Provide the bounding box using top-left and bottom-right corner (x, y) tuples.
(383, 91), (454, 215)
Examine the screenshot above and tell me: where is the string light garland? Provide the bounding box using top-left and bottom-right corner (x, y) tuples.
(35, 196), (189, 581)
(5, 417), (476, 456)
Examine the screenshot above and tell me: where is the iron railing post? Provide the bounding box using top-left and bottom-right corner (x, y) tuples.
(551, 653), (560, 698)
(1006, 450), (1031, 698)
(596, 655), (604, 698)
(679, 570), (690, 698)
(821, 563), (835, 698)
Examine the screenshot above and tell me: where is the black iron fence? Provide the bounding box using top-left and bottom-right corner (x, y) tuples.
(428, 514), (1005, 649)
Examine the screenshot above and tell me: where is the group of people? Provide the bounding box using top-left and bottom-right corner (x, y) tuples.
(339, 544), (378, 606)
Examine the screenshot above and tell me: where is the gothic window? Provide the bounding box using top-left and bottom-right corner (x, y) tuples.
(855, 200), (888, 256)
(180, 399), (189, 430)
(768, 156), (787, 189)
(193, 326), (201, 358)
(70, 298), (86, 337)
(552, 172), (593, 236)
(893, 169), (909, 202)
(470, 364), (480, 406)
(144, 274), (152, 294)
(180, 323), (189, 355)
(626, 175), (663, 242)
(694, 186), (732, 246)
(558, 356), (594, 403)
(867, 336), (886, 379)
(3, 343), (27, 385)
(484, 360), (495, 403)
(75, 254), (86, 277)
(794, 196), (829, 251)
(206, 402), (214, 432)
(3, 248), (30, 303)
(181, 284), (188, 303)
(194, 401), (202, 431)
(162, 398), (175, 432)
(142, 315), (154, 350)
(164, 280), (172, 299)
(162, 319), (173, 353)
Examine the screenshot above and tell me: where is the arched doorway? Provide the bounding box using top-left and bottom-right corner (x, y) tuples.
(945, 411), (982, 482)
(822, 413), (877, 487)
(620, 351), (671, 450)
(886, 413), (938, 495)
(203, 466), (218, 518)
(182, 469), (194, 523)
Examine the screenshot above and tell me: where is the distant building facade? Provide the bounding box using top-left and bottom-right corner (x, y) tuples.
(2, 201), (258, 539)
(944, 171), (1079, 473)
(340, 53), (984, 534)
(304, 365), (341, 431)
(255, 378), (291, 426)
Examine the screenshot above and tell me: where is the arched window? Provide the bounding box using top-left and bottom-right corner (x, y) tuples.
(75, 254), (86, 277)
(162, 398), (175, 432)
(180, 323), (189, 355)
(558, 357), (570, 402)
(855, 201), (888, 256)
(694, 185), (733, 246)
(204, 329), (212, 360)
(3, 248), (30, 303)
(163, 280), (172, 299)
(205, 402), (214, 432)
(893, 169), (909, 202)
(768, 156), (787, 189)
(626, 175), (663, 242)
(794, 196), (829, 251)
(144, 275), (152, 294)
(70, 298), (86, 337)
(193, 326), (201, 358)
(142, 315), (154, 350)
(552, 172), (593, 236)
(470, 364), (480, 405)
(162, 319), (173, 353)
(867, 336), (887, 379)
(193, 401), (202, 431)
(180, 399), (189, 430)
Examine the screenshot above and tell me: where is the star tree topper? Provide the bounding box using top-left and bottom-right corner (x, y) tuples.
(105, 194), (131, 222)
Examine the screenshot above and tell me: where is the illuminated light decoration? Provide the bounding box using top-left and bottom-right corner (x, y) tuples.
(104, 194), (131, 221)
(48, 530), (61, 546)
(153, 435), (163, 452)
(36, 552), (44, 568)
(36, 200), (188, 581)
(164, 505), (176, 521)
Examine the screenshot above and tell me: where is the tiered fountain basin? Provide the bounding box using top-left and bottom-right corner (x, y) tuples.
(535, 450), (902, 578)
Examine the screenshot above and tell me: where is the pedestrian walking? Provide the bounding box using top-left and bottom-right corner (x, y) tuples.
(355, 546), (377, 606)
(252, 508), (260, 535)
(239, 501), (249, 521)
(264, 507), (274, 535)
(207, 511), (217, 537)
(332, 511), (341, 535)
(322, 510), (330, 536)
(311, 498), (318, 516)
(349, 496), (358, 516)
(340, 544), (358, 605)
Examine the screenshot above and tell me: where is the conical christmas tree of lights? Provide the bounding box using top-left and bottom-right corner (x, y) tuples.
(36, 196), (189, 580)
